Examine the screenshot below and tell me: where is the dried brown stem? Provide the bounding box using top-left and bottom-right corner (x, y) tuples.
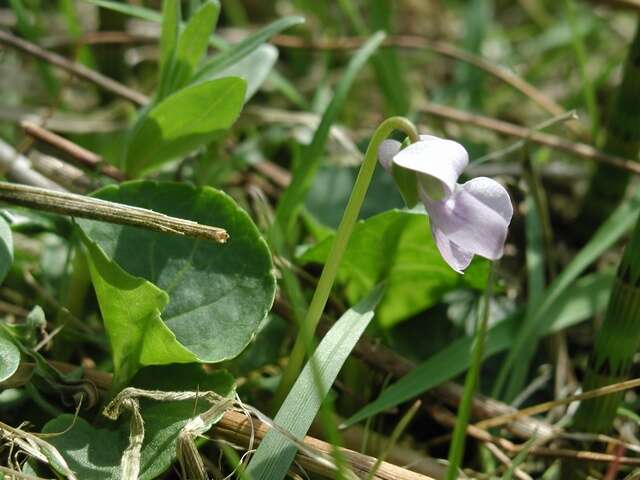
(0, 182), (229, 243)
(0, 29), (148, 106)
(420, 103), (640, 174)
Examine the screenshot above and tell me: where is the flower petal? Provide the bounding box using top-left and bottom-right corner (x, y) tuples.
(460, 177), (513, 223)
(377, 139), (402, 172)
(392, 136), (468, 198)
(430, 222), (474, 273)
(422, 178), (511, 260)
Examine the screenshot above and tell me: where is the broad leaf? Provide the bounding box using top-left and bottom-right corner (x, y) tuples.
(125, 77), (245, 177)
(343, 271), (615, 427)
(77, 181), (276, 384)
(245, 287), (384, 480)
(169, 0), (220, 92)
(44, 366), (234, 480)
(300, 209), (488, 327)
(191, 16), (304, 83)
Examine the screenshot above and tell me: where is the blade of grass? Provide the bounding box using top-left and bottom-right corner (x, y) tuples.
(495, 187), (640, 401)
(156, 0), (181, 101)
(191, 16), (305, 83)
(245, 287), (384, 480)
(342, 271), (614, 428)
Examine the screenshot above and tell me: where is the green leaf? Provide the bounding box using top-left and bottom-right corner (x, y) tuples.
(205, 44), (278, 101)
(0, 214), (13, 284)
(191, 16), (304, 83)
(245, 287), (384, 480)
(300, 209), (487, 327)
(77, 181), (276, 383)
(124, 77), (246, 177)
(343, 271), (615, 427)
(0, 333), (20, 383)
(44, 366), (234, 480)
(157, 0), (181, 101)
(497, 188), (640, 400)
(169, 0), (221, 92)
(273, 31), (386, 235)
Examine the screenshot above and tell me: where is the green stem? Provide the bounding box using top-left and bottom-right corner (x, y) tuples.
(272, 117), (419, 408)
(445, 265), (494, 480)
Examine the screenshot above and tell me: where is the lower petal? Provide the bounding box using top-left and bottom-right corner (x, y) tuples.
(425, 186), (510, 260)
(430, 222), (474, 273)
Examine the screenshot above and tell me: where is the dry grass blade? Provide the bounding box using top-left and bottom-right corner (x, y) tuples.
(475, 377), (640, 430)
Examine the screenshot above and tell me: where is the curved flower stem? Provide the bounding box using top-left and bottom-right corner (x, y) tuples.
(445, 264), (494, 480)
(273, 116), (419, 408)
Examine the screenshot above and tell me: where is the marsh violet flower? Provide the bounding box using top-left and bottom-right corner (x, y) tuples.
(379, 135), (513, 273)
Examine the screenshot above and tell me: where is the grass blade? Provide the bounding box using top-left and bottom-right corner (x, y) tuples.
(191, 16), (304, 83)
(245, 287), (384, 480)
(156, 0), (181, 101)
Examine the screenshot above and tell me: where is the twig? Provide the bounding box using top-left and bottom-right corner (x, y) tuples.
(0, 29), (148, 106)
(420, 103), (640, 175)
(22, 121), (127, 181)
(0, 182), (229, 243)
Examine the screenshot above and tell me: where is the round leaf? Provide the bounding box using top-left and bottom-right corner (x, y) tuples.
(78, 181), (275, 364)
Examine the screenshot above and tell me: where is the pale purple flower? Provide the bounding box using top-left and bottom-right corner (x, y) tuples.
(379, 135), (513, 273)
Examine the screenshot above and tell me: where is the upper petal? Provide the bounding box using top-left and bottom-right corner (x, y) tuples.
(392, 136), (469, 199)
(423, 178), (512, 260)
(377, 139), (402, 172)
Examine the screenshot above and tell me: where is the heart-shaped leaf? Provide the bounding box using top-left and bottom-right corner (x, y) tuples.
(125, 77), (246, 177)
(77, 181), (275, 384)
(43, 366), (234, 480)
(300, 209), (488, 327)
